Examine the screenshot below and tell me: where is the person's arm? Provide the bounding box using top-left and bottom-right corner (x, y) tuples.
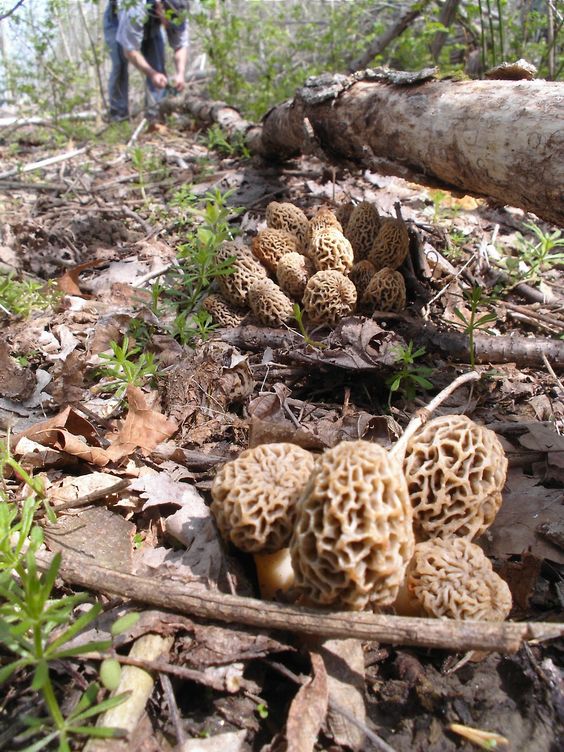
(125, 49), (167, 88)
(172, 45), (188, 91)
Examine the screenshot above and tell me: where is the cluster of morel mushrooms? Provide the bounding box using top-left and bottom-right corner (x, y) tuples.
(205, 201), (512, 623)
(202, 200), (408, 327)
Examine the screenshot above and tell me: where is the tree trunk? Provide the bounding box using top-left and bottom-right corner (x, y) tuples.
(167, 70), (563, 226)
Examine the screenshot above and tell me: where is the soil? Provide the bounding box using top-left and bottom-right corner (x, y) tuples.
(0, 114), (562, 751)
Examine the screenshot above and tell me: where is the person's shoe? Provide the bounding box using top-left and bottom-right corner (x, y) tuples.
(103, 112), (130, 123)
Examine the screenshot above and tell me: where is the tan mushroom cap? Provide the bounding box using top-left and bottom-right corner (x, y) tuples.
(402, 538), (512, 621)
(349, 259), (377, 299)
(345, 201), (381, 261)
(305, 207), (343, 248)
(302, 270), (357, 326)
(215, 242), (268, 307)
(211, 443), (315, 554)
(251, 228), (301, 272)
(201, 293), (246, 327)
(403, 414), (508, 541)
(368, 217), (409, 271)
(290, 440), (414, 610)
(308, 227), (354, 275)
(361, 267), (406, 312)
(248, 277), (295, 327)
(276, 251), (315, 299)
(265, 201), (309, 248)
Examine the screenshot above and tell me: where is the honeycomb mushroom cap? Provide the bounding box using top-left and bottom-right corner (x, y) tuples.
(252, 228), (301, 272)
(368, 218), (409, 271)
(201, 293), (246, 327)
(290, 440), (414, 610)
(302, 270), (357, 326)
(248, 277), (295, 327)
(308, 227), (354, 275)
(403, 538), (512, 620)
(361, 267), (406, 312)
(349, 259), (377, 299)
(214, 239), (252, 264)
(211, 443), (315, 554)
(215, 243), (268, 307)
(265, 202), (309, 248)
(306, 207), (343, 248)
(403, 414), (508, 541)
(276, 251), (315, 299)
(345, 202), (381, 261)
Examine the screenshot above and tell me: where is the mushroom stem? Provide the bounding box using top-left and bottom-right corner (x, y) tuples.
(390, 370), (481, 462)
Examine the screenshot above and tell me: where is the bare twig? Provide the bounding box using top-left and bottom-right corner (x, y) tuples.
(35, 551), (564, 653)
(0, 0), (25, 21)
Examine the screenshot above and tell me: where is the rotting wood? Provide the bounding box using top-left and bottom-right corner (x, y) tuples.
(166, 72), (564, 226)
(37, 551), (563, 654)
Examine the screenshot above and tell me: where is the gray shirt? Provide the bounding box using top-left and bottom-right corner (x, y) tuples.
(116, 1), (189, 52)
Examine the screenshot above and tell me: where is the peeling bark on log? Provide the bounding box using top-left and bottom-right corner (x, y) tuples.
(167, 71), (564, 226)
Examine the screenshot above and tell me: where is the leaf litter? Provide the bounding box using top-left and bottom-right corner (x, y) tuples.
(0, 119), (563, 752)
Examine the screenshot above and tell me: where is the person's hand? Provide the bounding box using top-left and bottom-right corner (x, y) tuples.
(172, 74), (185, 92)
(150, 71), (168, 89)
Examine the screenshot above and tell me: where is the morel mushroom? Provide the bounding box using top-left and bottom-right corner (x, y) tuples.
(248, 277), (295, 327)
(302, 270), (357, 326)
(396, 538), (512, 621)
(403, 414), (508, 541)
(211, 443), (315, 554)
(290, 440), (414, 610)
(252, 228), (301, 272)
(215, 241), (268, 307)
(361, 267), (406, 312)
(345, 202), (381, 261)
(306, 207), (343, 248)
(201, 293), (246, 327)
(368, 217), (409, 271)
(349, 259), (377, 299)
(265, 201), (309, 248)
(308, 227), (354, 275)
(335, 201), (355, 233)
(276, 251), (315, 299)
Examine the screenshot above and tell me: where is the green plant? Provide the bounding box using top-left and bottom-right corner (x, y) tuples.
(129, 145), (168, 202)
(291, 304), (326, 349)
(386, 342), (434, 403)
(452, 287), (498, 369)
(200, 124), (250, 159)
(171, 308), (217, 347)
(513, 221), (564, 281)
(97, 335), (158, 397)
(0, 444), (127, 750)
(0, 274), (61, 318)
(256, 702), (269, 720)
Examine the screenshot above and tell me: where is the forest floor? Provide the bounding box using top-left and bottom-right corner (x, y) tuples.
(0, 113), (563, 752)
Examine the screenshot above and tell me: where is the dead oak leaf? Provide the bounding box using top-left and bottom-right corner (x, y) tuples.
(286, 652), (328, 752)
(105, 385), (178, 461)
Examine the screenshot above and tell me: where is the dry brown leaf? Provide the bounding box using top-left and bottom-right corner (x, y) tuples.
(105, 386), (178, 461)
(483, 469), (564, 564)
(56, 257), (104, 296)
(320, 638), (366, 751)
(13, 405), (111, 467)
(286, 652), (328, 752)
(44, 506), (135, 570)
(0, 340), (36, 401)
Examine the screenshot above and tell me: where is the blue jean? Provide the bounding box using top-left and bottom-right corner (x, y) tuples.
(103, 4), (167, 120)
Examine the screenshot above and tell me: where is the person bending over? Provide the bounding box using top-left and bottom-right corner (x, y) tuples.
(104, 0), (189, 121)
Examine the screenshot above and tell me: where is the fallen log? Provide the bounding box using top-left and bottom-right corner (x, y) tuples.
(216, 318), (564, 371)
(166, 69), (564, 226)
